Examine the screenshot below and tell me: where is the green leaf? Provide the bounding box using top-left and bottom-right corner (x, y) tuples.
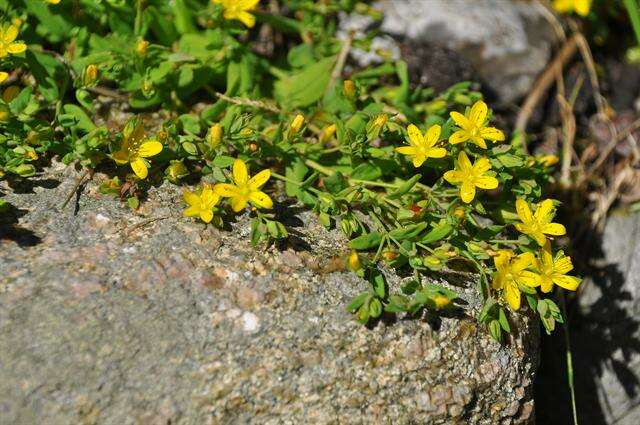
(369, 270), (386, 298)
(274, 56), (336, 110)
(498, 307), (511, 332)
(349, 232), (383, 250)
(421, 223), (453, 244)
(389, 174), (422, 199)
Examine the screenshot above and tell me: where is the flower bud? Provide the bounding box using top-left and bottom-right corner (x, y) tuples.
(2, 86), (20, 103)
(432, 295), (451, 310)
(208, 124), (223, 149)
(288, 114), (305, 139)
(343, 80), (356, 100)
(320, 123), (337, 143)
(84, 64), (99, 86)
(165, 160), (189, 183)
(539, 155), (559, 167)
(453, 206), (466, 220)
(372, 114), (388, 129)
(136, 39), (149, 56)
(347, 251), (362, 272)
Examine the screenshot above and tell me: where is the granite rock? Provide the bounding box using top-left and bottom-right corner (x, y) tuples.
(0, 163), (539, 424)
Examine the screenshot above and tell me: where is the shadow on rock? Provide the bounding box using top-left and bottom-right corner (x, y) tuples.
(536, 226), (640, 425)
(0, 202), (42, 247)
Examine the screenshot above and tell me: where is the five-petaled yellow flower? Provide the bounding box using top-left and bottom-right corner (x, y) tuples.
(514, 198), (566, 246)
(183, 184), (220, 224)
(0, 25), (27, 59)
(492, 250), (538, 311)
(532, 242), (581, 293)
(449, 100), (505, 149)
(112, 118), (163, 180)
(443, 151), (499, 203)
(214, 159), (273, 212)
(552, 0), (591, 16)
(212, 0), (260, 28)
(396, 124), (447, 167)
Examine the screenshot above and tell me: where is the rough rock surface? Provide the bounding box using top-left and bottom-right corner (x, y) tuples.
(344, 0), (556, 103)
(1, 163), (539, 424)
(563, 211), (640, 425)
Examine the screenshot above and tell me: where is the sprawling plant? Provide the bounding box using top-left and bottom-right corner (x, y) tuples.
(0, 0), (580, 341)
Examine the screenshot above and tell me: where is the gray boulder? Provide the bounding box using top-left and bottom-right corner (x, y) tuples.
(0, 163), (539, 424)
(344, 0), (556, 103)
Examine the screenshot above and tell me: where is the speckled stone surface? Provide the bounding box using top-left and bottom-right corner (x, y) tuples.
(0, 163), (539, 424)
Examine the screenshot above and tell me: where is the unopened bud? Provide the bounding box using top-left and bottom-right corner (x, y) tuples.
(208, 124), (223, 149)
(165, 160), (189, 183)
(320, 123), (337, 143)
(432, 295), (451, 310)
(288, 114), (305, 139)
(343, 80), (356, 100)
(347, 251), (362, 272)
(2, 85), (20, 103)
(539, 155), (559, 167)
(373, 114), (388, 128)
(84, 64), (99, 86)
(136, 39), (149, 56)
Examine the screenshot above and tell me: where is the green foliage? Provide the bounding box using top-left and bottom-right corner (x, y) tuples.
(0, 0), (576, 340)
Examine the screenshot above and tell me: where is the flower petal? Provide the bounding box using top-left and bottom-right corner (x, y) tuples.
(424, 124), (441, 147)
(540, 276), (554, 293)
(249, 191), (273, 209)
(248, 168), (271, 190)
(231, 196), (248, 212)
(131, 158), (148, 179)
(458, 151), (472, 172)
(534, 199), (555, 223)
(554, 254), (574, 274)
(448, 130), (469, 145)
(480, 127), (505, 141)
(137, 140), (163, 157)
(412, 155), (426, 168)
(553, 275), (581, 291)
(515, 198), (533, 224)
(519, 270), (541, 287)
(232, 159), (249, 185)
(426, 147), (447, 159)
(112, 150), (129, 165)
(235, 11), (256, 28)
(470, 137), (487, 149)
(3, 26), (18, 44)
(470, 100), (488, 126)
(443, 170), (463, 184)
(200, 210), (214, 223)
(407, 124), (424, 147)
(7, 43), (27, 55)
(512, 252), (534, 272)
(472, 157), (492, 174)
(183, 191), (200, 207)
(543, 223), (566, 236)
(214, 183), (239, 197)
(396, 146), (416, 156)
(532, 231), (547, 247)
(460, 181), (476, 203)
(239, 0), (260, 9)
(183, 206), (201, 218)
(450, 111), (471, 129)
(575, 0), (591, 16)
(0, 71), (8, 83)
(504, 282), (521, 311)
(474, 176), (499, 190)
(201, 186), (220, 207)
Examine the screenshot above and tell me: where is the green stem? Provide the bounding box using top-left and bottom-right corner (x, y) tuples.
(560, 291), (579, 425)
(624, 0), (640, 47)
(135, 0), (144, 36)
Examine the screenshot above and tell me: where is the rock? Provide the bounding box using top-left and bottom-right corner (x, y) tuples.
(342, 0), (556, 103)
(0, 164), (539, 424)
(543, 210), (640, 425)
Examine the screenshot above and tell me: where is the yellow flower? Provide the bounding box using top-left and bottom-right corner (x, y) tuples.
(0, 25), (27, 58)
(514, 199), (566, 246)
(443, 151), (499, 203)
(552, 0), (591, 16)
(396, 124), (447, 167)
(449, 100), (505, 149)
(432, 295), (451, 310)
(212, 0), (260, 28)
(214, 159), (273, 212)
(0, 71), (8, 84)
(183, 184), (221, 224)
(532, 242), (581, 293)
(112, 118), (163, 180)
(492, 250), (539, 311)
